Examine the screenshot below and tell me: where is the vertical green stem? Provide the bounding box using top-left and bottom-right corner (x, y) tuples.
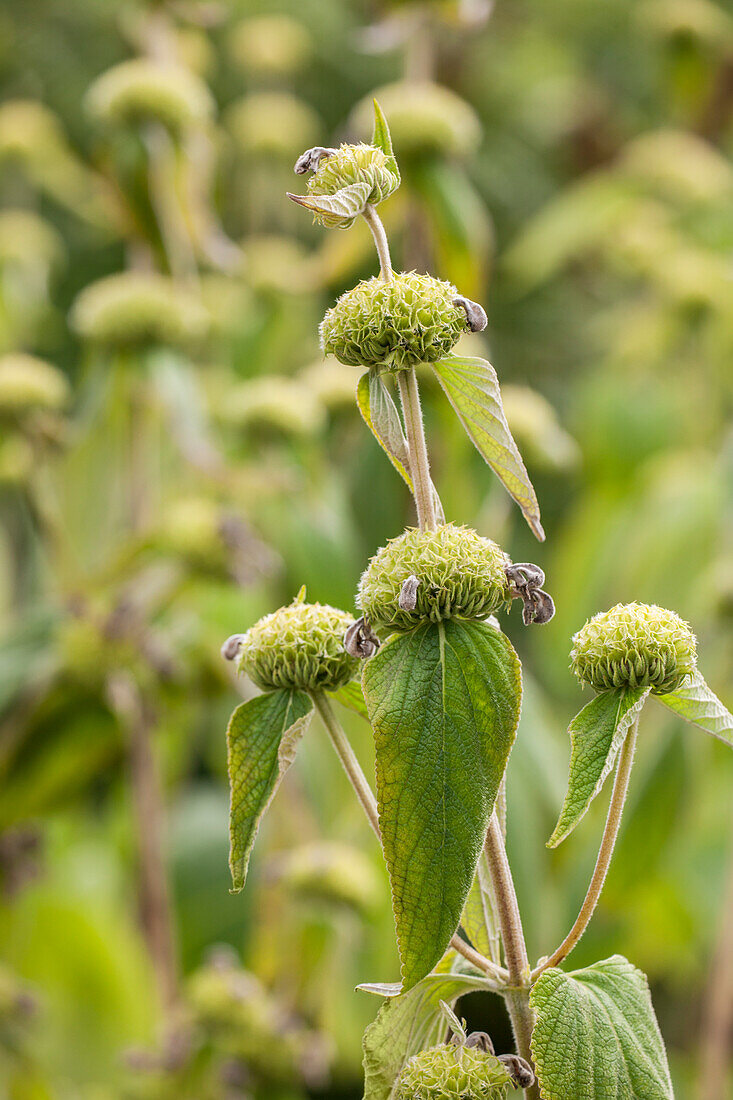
(533, 713), (640, 978)
(362, 204), (393, 282)
(397, 368), (437, 531)
(484, 813), (539, 1098)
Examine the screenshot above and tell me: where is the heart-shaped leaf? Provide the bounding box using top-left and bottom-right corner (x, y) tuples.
(363, 619), (521, 989)
(530, 955), (674, 1100)
(227, 688), (313, 891)
(432, 355), (544, 540)
(548, 686), (649, 848)
(287, 181), (371, 228)
(656, 670), (733, 746)
(361, 967), (495, 1100)
(372, 98), (400, 185)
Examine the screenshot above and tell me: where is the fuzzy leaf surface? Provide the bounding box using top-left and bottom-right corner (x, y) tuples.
(657, 670), (733, 746)
(227, 689), (313, 891)
(361, 969), (494, 1100)
(362, 619), (521, 989)
(432, 355), (544, 540)
(288, 181), (371, 226)
(530, 955), (674, 1100)
(548, 686), (649, 848)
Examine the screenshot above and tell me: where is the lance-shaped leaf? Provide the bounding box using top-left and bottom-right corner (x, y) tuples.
(432, 355), (544, 540)
(530, 955), (674, 1100)
(227, 689), (313, 891)
(363, 619), (521, 989)
(287, 181), (371, 228)
(657, 670), (733, 746)
(357, 370), (413, 490)
(548, 686), (649, 848)
(372, 99), (400, 185)
(361, 967), (494, 1100)
(357, 370), (444, 518)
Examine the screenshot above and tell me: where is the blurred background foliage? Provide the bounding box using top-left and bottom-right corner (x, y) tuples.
(0, 0), (731, 1096)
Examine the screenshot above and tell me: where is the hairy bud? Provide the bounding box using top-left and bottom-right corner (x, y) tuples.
(289, 142), (400, 229)
(237, 593), (358, 692)
(358, 524), (512, 632)
(321, 271), (468, 371)
(85, 59), (213, 133)
(71, 272), (208, 350)
(571, 602), (697, 695)
(395, 1042), (511, 1100)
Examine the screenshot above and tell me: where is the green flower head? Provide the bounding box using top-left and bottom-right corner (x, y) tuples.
(0, 354), (69, 416)
(571, 602), (697, 695)
(321, 271), (468, 371)
(71, 272), (208, 350)
(237, 592), (358, 691)
(358, 524), (511, 632)
(85, 59), (213, 134)
(290, 143), (399, 229)
(396, 1043), (511, 1100)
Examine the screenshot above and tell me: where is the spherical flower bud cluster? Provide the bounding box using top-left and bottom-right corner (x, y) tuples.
(358, 524), (511, 632)
(86, 59), (214, 134)
(354, 82), (482, 160)
(396, 1043), (511, 1100)
(571, 602), (697, 695)
(320, 271), (468, 371)
(0, 354), (69, 416)
(237, 596), (358, 692)
(71, 272), (208, 350)
(230, 15), (313, 77)
(228, 92), (320, 160)
(306, 143), (399, 218)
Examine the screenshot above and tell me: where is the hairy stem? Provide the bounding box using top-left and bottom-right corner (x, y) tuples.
(397, 368), (437, 531)
(310, 692), (508, 986)
(532, 713), (641, 980)
(362, 204), (393, 282)
(484, 813), (539, 1098)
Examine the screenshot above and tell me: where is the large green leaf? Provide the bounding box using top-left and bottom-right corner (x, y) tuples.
(227, 689), (313, 891)
(548, 686), (649, 848)
(432, 355), (544, 540)
(530, 956), (674, 1100)
(362, 619), (522, 989)
(361, 967), (494, 1100)
(656, 670), (733, 746)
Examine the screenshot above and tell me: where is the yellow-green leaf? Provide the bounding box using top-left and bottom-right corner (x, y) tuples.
(657, 670), (733, 746)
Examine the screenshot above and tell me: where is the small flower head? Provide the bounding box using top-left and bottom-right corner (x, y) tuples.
(306, 143), (399, 224)
(354, 82), (482, 160)
(237, 592), (358, 691)
(228, 92), (320, 160)
(276, 841), (379, 914)
(0, 354), (69, 416)
(71, 272), (208, 350)
(230, 15), (313, 77)
(321, 271), (468, 371)
(85, 59), (213, 134)
(220, 376), (326, 437)
(395, 1043), (511, 1100)
(358, 524), (512, 632)
(571, 602), (697, 695)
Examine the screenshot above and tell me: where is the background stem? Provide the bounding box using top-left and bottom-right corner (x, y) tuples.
(533, 713), (641, 978)
(697, 809), (733, 1098)
(397, 368), (437, 531)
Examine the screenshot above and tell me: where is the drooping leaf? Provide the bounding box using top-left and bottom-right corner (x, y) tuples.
(361, 968), (495, 1100)
(227, 689), (313, 891)
(357, 370), (413, 490)
(432, 355), (544, 540)
(656, 670), (733, 746)
(372, 98), (400, 185)
(362, 619), (522, 989)
(461, 851), (500, 962)
(287, 181), (371, 227)
(356, 370), (444, 518)
(332, 678), (369, 721)
(530, 955), (674, 1100)
(548, 686), (649, 848)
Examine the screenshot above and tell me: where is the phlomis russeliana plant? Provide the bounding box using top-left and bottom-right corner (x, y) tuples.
(221, 103), (733, 1099)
